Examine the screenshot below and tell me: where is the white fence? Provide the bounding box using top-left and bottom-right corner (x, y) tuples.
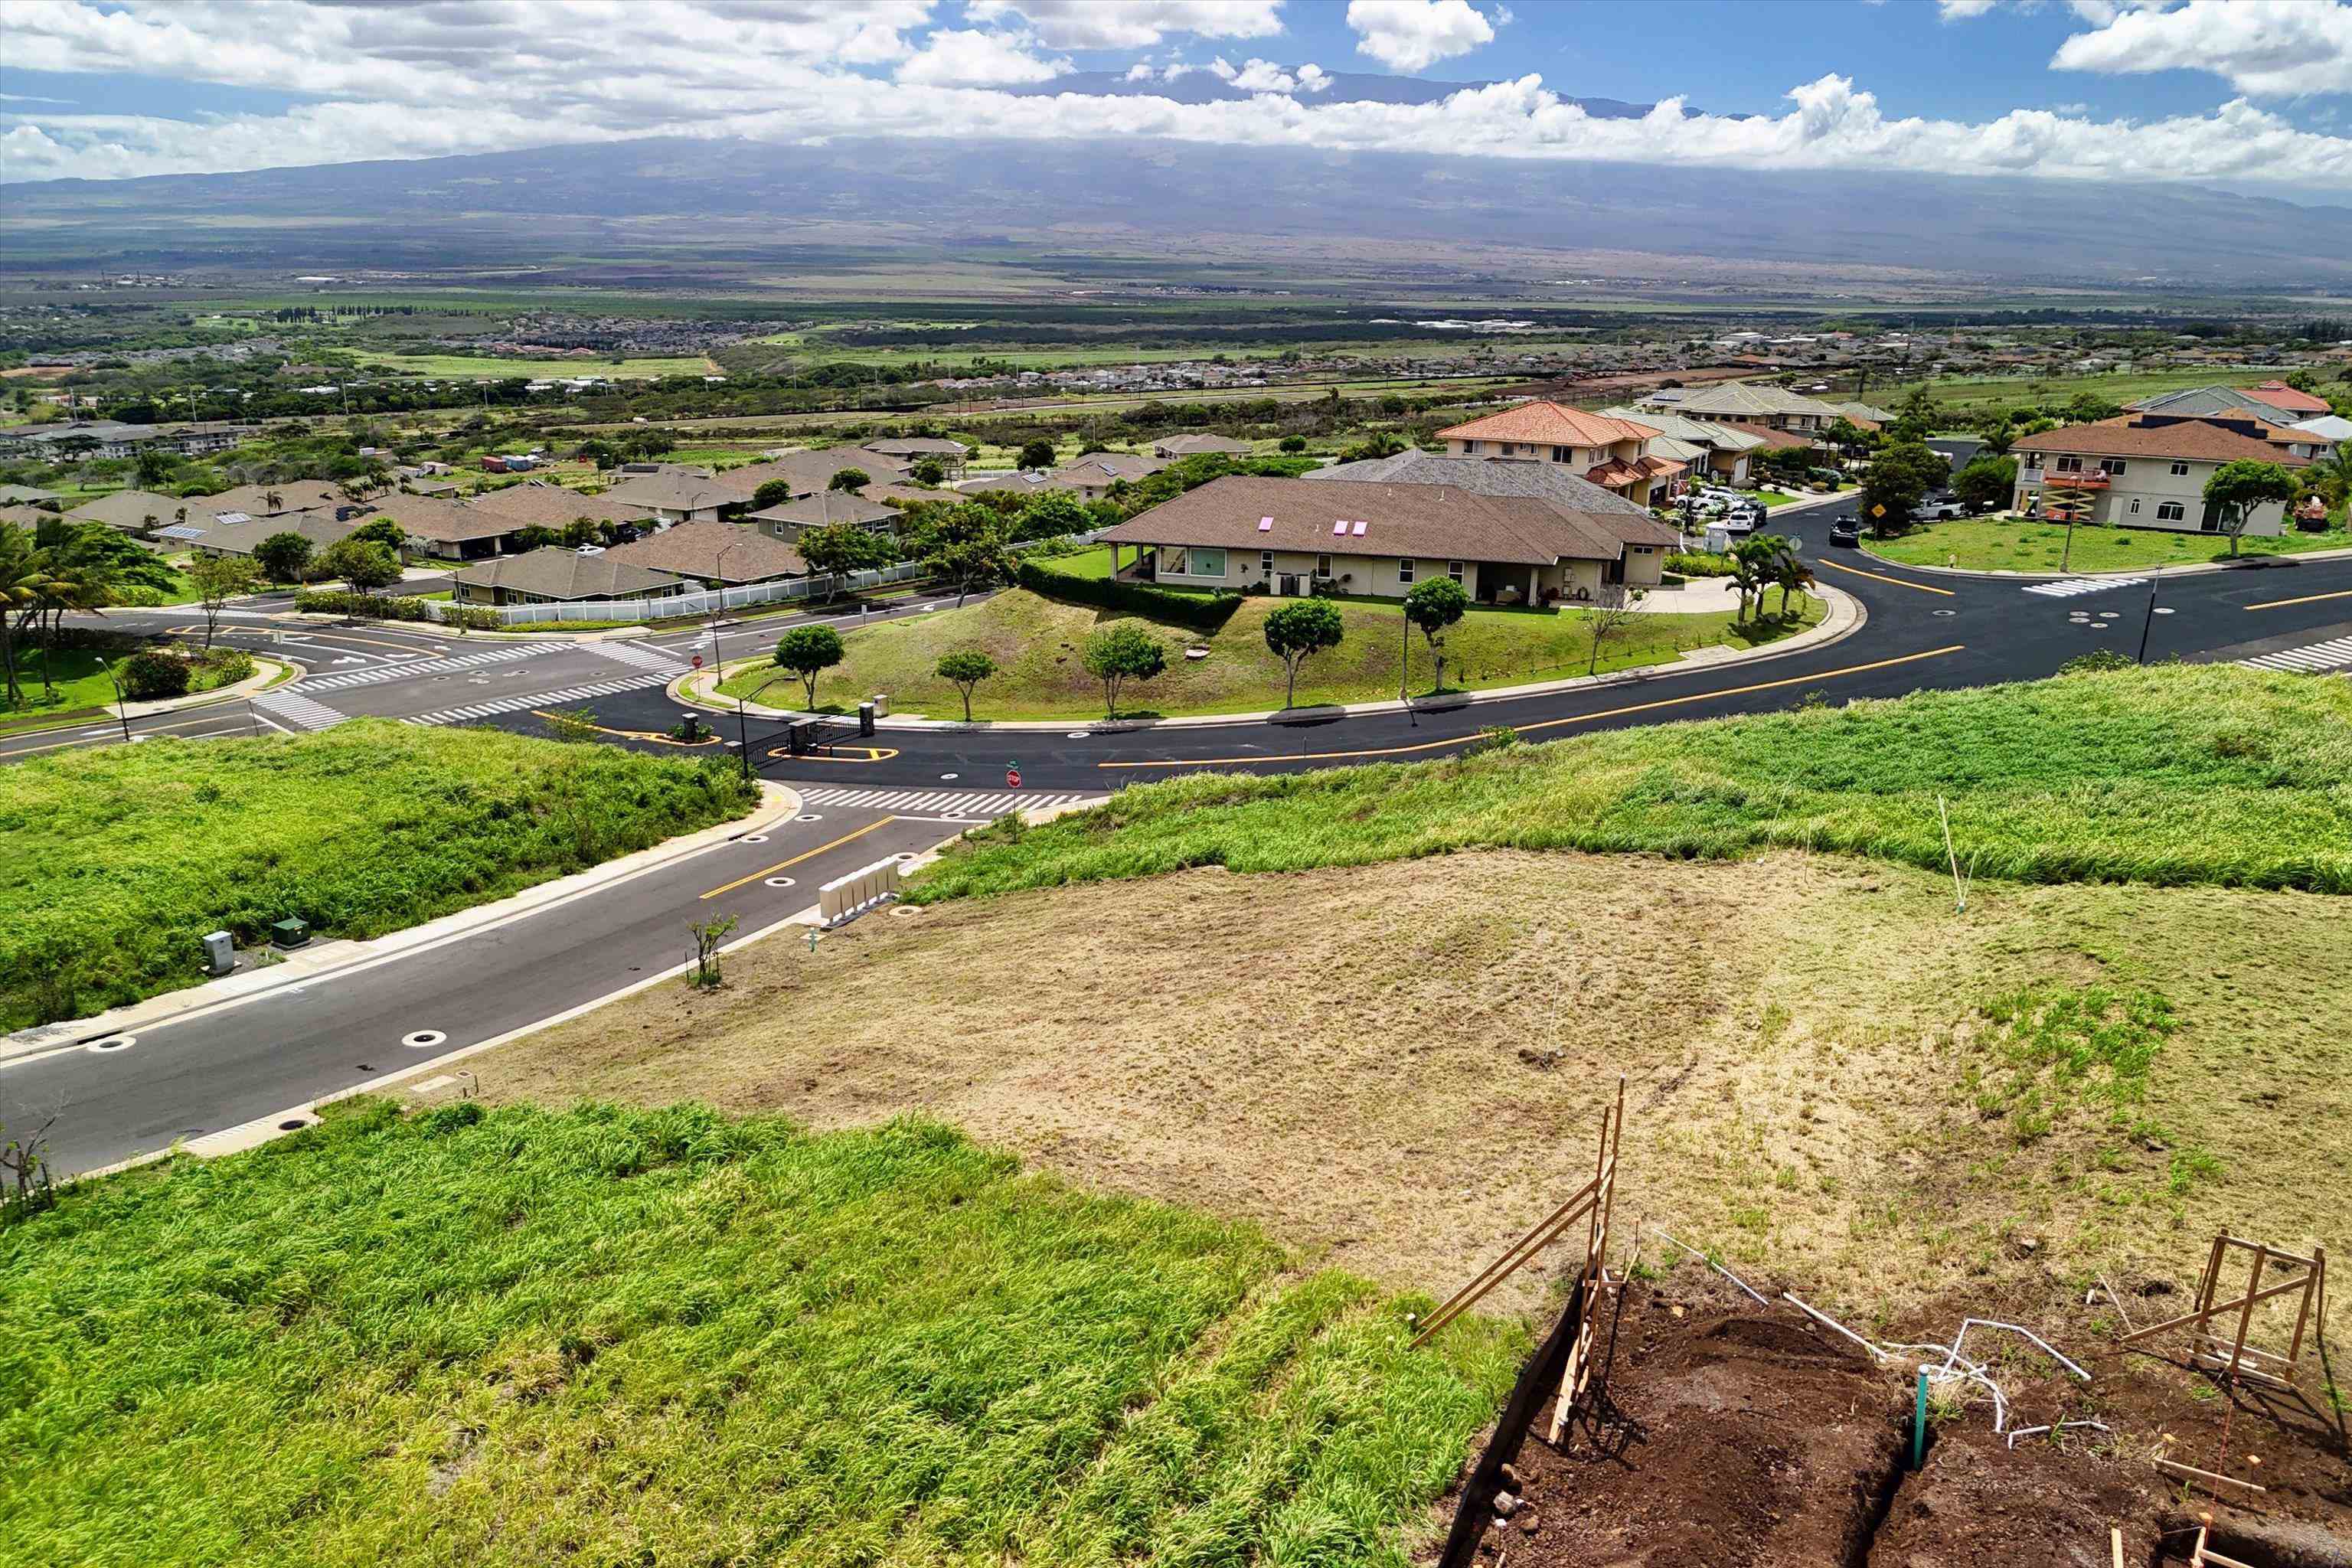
(422, 561), (926, 626)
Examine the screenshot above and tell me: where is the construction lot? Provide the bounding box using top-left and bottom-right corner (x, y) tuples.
(437, 844), (2349, 1561)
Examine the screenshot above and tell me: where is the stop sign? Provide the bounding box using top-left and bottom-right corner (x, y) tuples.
(691, 654), (704, 669)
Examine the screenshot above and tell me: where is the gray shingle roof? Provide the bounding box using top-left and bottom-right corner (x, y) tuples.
(452, 546), (684, 602)
(603, 520), (807, 583)
(1303, 452), (1653, 517)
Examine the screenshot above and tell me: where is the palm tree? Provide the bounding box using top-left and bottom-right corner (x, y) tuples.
(0, 531), (66, 707)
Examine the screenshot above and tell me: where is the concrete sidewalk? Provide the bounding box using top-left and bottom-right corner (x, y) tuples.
(0, 780), (803, 1065)
(668, 583), (1866, 733)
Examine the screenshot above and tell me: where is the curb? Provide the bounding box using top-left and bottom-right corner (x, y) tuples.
(1857, 538), (2352, 583)
(109, 655), (294, 720)
(671, 585), (1865, 733)
(0, 780), (803, 1066)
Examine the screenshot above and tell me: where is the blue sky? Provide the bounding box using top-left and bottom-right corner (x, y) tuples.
(2, 1), (2347, 191)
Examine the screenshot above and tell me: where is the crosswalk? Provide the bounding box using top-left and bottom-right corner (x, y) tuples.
(2022, 580), (2154, 596)
(587, 640), (693, 675)
(292, 642), (564, 692)
(2242, 634), (2352, 675)
(400, 671), (677, 727)
(253, 688), (351, 732)
(791, 785), (1100, 818)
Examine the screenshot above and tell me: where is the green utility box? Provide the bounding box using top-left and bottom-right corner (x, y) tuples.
(270, 918), (309, 949)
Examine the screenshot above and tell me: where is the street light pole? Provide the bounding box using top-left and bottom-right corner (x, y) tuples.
(710, 541), (751, 782)
(2135, 564), (2163, 665)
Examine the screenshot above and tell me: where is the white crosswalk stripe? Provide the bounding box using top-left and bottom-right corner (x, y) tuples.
(400, 671), (676, 726)
(789, 785), (1098, 818)
(295, 642), (566, 691)
(2242, 634), (2352, 675)
(586, 640), (693, 675)
(253, 688), (351, 732)
(2023, 577), (2147, 598)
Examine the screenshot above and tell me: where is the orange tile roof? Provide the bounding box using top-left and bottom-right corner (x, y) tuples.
(2239, 381), (2332, 415)
(1438, 400), (1658, 448)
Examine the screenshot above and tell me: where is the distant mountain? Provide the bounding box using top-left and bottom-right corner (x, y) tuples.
(5, 135), (2347, 288)
(1004, 70), (1691, 116)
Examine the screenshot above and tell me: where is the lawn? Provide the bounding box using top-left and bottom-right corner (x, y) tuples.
(0, 1103), (1521, 1568)
(1916, 367), (2307, 416)
(1869, 516), (2352, 573)
(0, 721), (759, 1027)
(914, 663), (2352, 900)
(714, 578), (1822, 720)
(0, 644), (247, 733)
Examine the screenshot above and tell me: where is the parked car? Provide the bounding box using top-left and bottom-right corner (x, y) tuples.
(1828, 517), (1862, 547)
(1718, 513), (1759, 537)
(1920, 500), (1965, 521)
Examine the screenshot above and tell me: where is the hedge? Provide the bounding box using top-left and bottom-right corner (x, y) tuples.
(1015, 559), (1240, 632)
(293, 590), (498, 629)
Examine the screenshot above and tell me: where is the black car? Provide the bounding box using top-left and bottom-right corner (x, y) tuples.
(1828, 517), (1862, 547)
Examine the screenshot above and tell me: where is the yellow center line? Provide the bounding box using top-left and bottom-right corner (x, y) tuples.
(700, 817), (896, 900)
(1812, 557), (1956, 596)
(2244, 587), (2352, 611)
(1098, 643), (1968, 769)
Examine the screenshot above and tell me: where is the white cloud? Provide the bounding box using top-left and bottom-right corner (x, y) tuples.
(2, 3), (2349, 195)
(1936, 0), (1999, 19)
(896, 29), (1068, 86)
(2053, 0), (2352, 99)
(964, 0), (1283, 51)
(1346, 0), (1496, 72)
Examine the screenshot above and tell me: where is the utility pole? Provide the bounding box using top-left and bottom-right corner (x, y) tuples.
(2135, 565), (2164, 665)
(711, 540), (751, 782)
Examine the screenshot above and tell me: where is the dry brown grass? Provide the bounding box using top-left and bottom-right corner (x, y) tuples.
(443, 849), (2350, 1341)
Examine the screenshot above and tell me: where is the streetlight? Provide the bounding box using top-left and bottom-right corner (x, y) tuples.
(99, 657), (132, 746)
(710, 539), (753, 782)
(2135, 564), (2164, 665)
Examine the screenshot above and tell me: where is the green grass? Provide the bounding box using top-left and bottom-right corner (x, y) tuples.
(0, 1102), (1522, 1567)
(716, 578), (1821, 720)
(1869, 517), (2352, 573)
(912, 664), (2352, 902)
(1916, 367), (2307, 416)
(1, 645), (251, 730)
(0, 721), (758, 1027)
(348, 351), (717, 381)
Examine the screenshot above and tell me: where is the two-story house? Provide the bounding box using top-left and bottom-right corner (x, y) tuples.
(1434, 401), (1686, 507)
(1638, 382), (1843, 436)
(2010, 416), (2309, 536)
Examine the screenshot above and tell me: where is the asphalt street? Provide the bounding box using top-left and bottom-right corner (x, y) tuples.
(8, 536), (2350, 1175)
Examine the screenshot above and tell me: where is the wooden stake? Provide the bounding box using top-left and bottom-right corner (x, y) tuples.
(2109, 1526), (2123, 1568)
(2154, 1455), (2266, 1494)
(2225, 1246), (2265, 1384)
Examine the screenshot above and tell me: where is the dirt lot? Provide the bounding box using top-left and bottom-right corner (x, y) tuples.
(442, 847), (2349, 1341)
(1468, 1272), (2350, 1568)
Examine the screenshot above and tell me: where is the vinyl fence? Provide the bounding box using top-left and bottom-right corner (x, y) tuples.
(419, 561), (926, 627)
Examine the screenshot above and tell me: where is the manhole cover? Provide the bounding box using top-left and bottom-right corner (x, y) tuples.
(1067, 731), (1092, 739)
(741, 833), (769, 844)
(939, 772), (959, 780)
(86, 1034), (137, 1054)
(795, 813), (822, 822)
(277, 1119), (311, 1132)
(764, 877), (797, 888)
(890, 906), (922, 918)
(401, 1029), (448, 1050)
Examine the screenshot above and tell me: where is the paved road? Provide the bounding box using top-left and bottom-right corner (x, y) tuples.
(10, 543), (2349, 1175)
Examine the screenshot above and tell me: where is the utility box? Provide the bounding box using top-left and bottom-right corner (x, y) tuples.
(857, 701), (876, 737)
(870, 694), (890, 718)
(202, 930), (236, 975)
(270, 917), (309, 949)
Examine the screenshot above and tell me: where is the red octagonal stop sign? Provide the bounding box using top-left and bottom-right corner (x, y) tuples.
(691, 654), (704, 669)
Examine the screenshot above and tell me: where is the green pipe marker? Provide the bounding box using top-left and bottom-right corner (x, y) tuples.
(1911, 1365), (1929, 1468)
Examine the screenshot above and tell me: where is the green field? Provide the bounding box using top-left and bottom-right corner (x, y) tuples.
(0, 721), (758, 1027)
(348, 351), (717, 381)
(914, 663), (2352, 902)
(0, 1103), (1521, 1567)
(1868, 516), (2352, 573)
(716, 572), (1820, 720)
(1917, 367), (2305, 416)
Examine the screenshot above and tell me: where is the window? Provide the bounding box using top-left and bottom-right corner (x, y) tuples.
(2053, 456), (2084, 473)
(1190, 547), (1226, 578)
(1551, 446), (1570, 462)
(2099, 459), (2127, 475)
(1448, 560), (1465, 583)
(2128, 498), (2141, 515)
(1260, 550), (1274, 575)
(2170, 461), (2190, 476)
(1463, 440), (1481, 454)
(1398, 558), (1415, 585)
(1315, 553), (1332, 578)
(2156, 501), (2185, 522)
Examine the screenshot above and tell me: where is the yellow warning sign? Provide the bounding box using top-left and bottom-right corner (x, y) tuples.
(1871, 504), (1886, 518)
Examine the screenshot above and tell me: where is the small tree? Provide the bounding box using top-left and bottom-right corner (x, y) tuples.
(1262, 597), (1344, 708)
(1080, 622), (1167, 717)
(1952, 454), (2017, 516)
(919, 504), (1017, 606)
(935, 649), (998, 722)
(911, 457), (946, 486)
(318, 536), (402, 597)
(185, 554), (260, 648)
(349, 516), (407, 552)
(798, 521), (892, 583)
(1279, 434), (1308, 453)
(1858, 439), (1949, 534)
(686, 913), (739, 989)
(828, 466), (871, 493)
(750, 478), (795, 510)
(254, 531), (313, 586)
(773, 623), (845, 710)
(1728, 535), (1785, 622)
(1401, 575), (1468, 694)
(1016, 438), (1057, 472)
(2202, 459), (2296, 558)
(1582, 583), (1643, 674)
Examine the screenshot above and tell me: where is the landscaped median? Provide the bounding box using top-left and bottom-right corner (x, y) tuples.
(0, 1102), (1521, 1566)
(0, 720), (761, 1030)
(1866, 514), (2352, 574)
(704, 577), (1828, 724)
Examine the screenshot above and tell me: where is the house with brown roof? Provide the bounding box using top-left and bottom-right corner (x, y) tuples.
(466, 481), (659, 534)
(452, 546), (687, 608)
(865, 437), (968, 475)
(746, 489), (901, 543)
(601, 521), (808, 585)
(1435, 401), (1686, 506)
(715, 446), (913, 503)
(2011, 415), (2310, 534)
(596, 470), (745, 524)
(62, 488), (194, 537)
(1097, 475), (1677, 607)
(1152, 433), (1253, 459)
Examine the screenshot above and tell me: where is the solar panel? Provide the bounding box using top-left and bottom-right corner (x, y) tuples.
(154, 524), (207, 541)
(212, 511), (252, 525)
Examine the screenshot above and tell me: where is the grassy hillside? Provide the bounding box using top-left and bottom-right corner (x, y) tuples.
(717, 581), (1820, 720)
(0, 722), (758, 1027)
(916, 664), (2352, 900)
(0, 1104), (1520, 1567)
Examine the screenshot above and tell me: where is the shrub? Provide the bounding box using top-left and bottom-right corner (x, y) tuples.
(117, 650), (191, 701)
(194, 647), (256, 686)
(293, 590), (433, 622)
(1013, 559), (1240, 632)
(1664, 550), (1738, 577)
(2057, 649), (2134, 675)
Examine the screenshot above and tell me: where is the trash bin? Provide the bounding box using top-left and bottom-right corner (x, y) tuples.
(858, 701), (876, 737)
